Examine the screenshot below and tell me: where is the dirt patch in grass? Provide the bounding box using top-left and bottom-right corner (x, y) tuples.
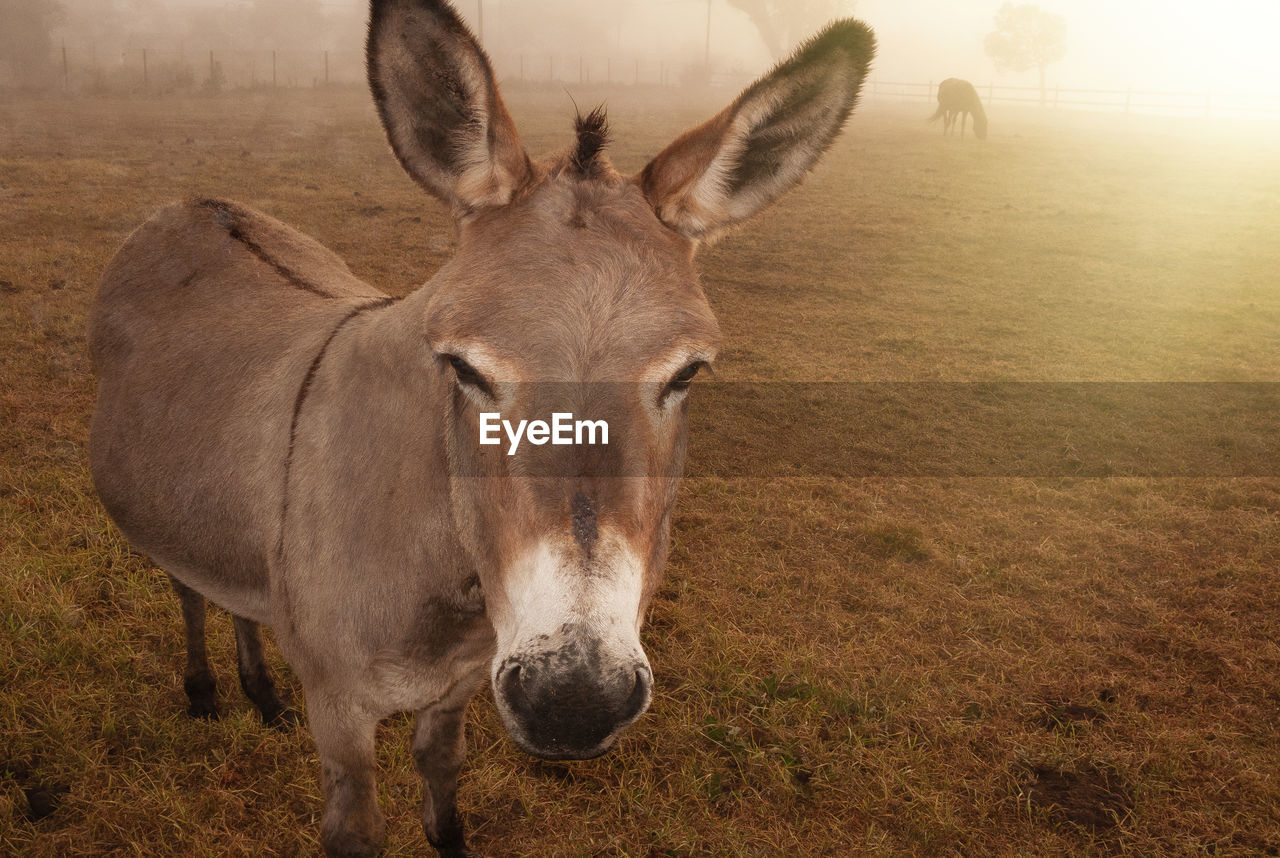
(0, 758), (70, 824)
(1023, 763), (1134, 833)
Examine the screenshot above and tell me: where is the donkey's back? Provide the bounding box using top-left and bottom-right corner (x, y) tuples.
(89, 197), (389, 621)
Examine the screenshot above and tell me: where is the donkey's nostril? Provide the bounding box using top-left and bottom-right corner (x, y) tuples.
(620, 667), (652, 723)
(498, 662), (535, 719)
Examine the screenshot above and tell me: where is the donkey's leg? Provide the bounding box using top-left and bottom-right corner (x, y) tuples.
(412, 680), (482, 858)
(231, 615), (298, 729)
(169, 575), (219, 719)
(309, 695), (385, 858)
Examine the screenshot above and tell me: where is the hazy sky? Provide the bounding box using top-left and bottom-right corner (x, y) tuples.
(148, 0), (1280, 95)
(451, 0), (1280, 94)
(856, 0), (1280, 94)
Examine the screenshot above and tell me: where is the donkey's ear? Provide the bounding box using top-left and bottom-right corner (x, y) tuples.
(367, 0), (532, 216)
(638, 20), (874, 242)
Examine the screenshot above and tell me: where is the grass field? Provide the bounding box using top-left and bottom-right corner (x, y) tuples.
(3, 84), (1280, 856)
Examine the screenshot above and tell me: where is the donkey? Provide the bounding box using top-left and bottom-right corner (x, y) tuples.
(928, 77), (988, 139)
(87, 1), (874, 855)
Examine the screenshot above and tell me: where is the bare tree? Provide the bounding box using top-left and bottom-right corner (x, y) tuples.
(727, 0), (855, 61)
(983, 2), (1066, 106)
(0, 0), (65, 89)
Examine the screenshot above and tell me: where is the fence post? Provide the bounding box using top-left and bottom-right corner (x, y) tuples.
(324, 50), (329, 86)
(62, 41), (68, 92)
(142, 48), (148, 91)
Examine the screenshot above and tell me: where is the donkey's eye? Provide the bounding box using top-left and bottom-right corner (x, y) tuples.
(671, 361), (706, 387)
(664, 361), (707, 400)
(444, 355), (493, 397)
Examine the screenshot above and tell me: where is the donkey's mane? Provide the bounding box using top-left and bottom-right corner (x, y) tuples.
(571, 106), (612, 176)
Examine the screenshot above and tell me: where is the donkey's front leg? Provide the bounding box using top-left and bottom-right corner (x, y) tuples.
(168, 574), (219, 719)
(231, 615), (299, 729)
(413, 679), (483, 858)
(308, 695), (386, 858)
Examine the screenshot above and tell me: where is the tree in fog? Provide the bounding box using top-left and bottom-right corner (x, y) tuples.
(0, 0), (65, 88)
(983, 2), (1066, 106)
(727, 0), (855, 60)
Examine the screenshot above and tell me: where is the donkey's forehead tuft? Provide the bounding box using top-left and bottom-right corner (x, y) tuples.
(570, 106), (612, 177)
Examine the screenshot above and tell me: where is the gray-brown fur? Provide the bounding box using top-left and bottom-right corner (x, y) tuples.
(929, 77), (989, 140)
(88, 0), (874, 854)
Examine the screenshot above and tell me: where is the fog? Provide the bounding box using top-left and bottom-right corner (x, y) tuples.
(17, 0), (1280, 97)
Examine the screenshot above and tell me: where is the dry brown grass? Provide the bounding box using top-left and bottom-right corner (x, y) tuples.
(3, 86), (1280, 856)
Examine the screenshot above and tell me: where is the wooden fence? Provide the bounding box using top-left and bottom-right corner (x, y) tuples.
(867, 79), (1280, 120)
(33, 45), (716, 95)
(17, 43), (1280, 121)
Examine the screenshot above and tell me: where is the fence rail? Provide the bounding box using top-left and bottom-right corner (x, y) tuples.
(867, 79), (1280, 119)
(9, 43), (1280, 121)
(14, 43), (732, 95)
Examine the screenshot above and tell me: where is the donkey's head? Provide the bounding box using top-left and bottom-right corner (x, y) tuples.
(368, 0), (873, 760)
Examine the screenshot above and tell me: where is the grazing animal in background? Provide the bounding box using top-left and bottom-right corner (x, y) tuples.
(929, 77), (988, 139)
(87, 0), (874, 855)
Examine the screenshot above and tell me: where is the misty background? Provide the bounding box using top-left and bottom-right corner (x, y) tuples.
(2, 1), (1279, 107)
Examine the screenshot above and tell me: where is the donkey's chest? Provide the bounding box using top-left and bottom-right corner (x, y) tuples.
(366, 602), (495, 713)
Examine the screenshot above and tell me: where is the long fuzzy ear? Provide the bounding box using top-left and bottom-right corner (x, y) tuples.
(637, 20), (874, 242)
(367, 0), (532, 216)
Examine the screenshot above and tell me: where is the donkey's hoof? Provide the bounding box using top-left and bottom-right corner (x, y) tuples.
(183, 673), (219, 720)
(432, 842), (475, 858)
(427, 811), (470, 857)
(187, 701), (220, 720)
(262, 705), (302, 731)
(321, 826), (384, 858)
(185, 695), (220, 720)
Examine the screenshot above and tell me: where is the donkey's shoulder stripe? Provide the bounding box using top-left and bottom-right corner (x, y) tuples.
(275, 297), (399, 564)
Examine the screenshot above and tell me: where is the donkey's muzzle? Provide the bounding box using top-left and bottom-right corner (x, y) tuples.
(496, 651), (652, 760)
